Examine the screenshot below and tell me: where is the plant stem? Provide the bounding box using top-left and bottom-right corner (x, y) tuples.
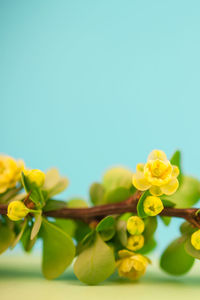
(1, 191), (200, 227)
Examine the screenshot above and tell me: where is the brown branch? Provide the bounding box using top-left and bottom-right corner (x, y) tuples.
(1, 191), (200, 228)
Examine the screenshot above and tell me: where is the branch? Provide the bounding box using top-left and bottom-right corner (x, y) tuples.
(1, 191), (200, 227)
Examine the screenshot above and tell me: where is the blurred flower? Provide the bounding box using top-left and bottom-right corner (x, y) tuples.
(127, 235), (144, 251)
(191, 230), (200, 250)
(7, 200), (29, 221)
(24, 169), (45, 187)
(143, 195), (164, 216)
(127, 216), (144, 235)
(117, 249), (150, 280)
(0, 155), (24, 194)
(132, 150), (179, 196)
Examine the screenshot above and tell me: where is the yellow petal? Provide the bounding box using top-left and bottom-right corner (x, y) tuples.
(172, 165), (180, 178)
(161, 177), (179, 195)
(120, 258), (134, 273)
(132, 173), (151, 191)
(147, 150), (167, 162)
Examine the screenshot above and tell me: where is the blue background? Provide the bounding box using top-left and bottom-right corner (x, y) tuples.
(1, 0), (200, 252)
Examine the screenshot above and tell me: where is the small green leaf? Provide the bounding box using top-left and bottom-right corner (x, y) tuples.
(31, 212), (42, 240)
(160, 216), (171, 226)
(21, 224), (37, 252)
(21, 172), (45, 207)
(116, 219), (127, 247)
(103, 167), (133, 190)
(43, 168), (69, 197)
(160, 236), (194, 275)
(161, 199), (176, 208)
(96, 216), (115, 232)
(170, 150), (182, 183)
(54, 219), (77, 237)
(180, 222), (196, 235)
(139, 237), (157, 254)
(0, 225), (15, 254)
(74, 233), (115, 284)
(89, 183), (105, 205)
(185, 237), (200, 259)
(43, 199), (67, 212)
(103, 187), (131, 204)
(41, 218), (75, 279)
(137, 191), (149, 218)
(68, 198), (88, 208)
(96, 216), (116, 242)
(138, 217), (157, 254)
(11, 219), (28, 248)
(167, 176), (200, 208)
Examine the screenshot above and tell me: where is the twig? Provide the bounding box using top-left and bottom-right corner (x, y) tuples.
(0, 191), (200, 228)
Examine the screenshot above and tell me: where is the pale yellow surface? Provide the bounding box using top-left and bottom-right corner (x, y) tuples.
(0, 253), (200, 300)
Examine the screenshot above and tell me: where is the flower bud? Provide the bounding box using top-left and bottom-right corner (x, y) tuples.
(7, 201), (29, 221)
(25, 169), (45, 187)
(143, 196), (164, 216)
(127, 216), (145, 235)
(191, 230), (200, 250)
(127, 235), (144, 251)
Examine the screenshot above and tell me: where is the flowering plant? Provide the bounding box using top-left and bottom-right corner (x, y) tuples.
(0, 150), (200, 284)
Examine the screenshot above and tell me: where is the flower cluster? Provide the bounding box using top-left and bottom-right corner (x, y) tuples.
(132, 150), (179, 197)
(132, 150), (179, 216)
(0, 155), (24, 193)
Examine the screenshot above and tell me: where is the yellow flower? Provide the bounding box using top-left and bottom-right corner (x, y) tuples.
(132, 150), (179, 196)
(191, 230), (200, 250)
(143, 196), (164, 216)
(117, 250), (150, 280)
(0, 155), (25, 194)
(127, 216), (145, 235)
(7, 201), (29, 221)
(25, 169), (45, 187)
(127, 235), (144, 251)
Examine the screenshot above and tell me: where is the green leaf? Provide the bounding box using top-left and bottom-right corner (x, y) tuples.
(21, 224), (37, 252)
(54, 219), (77, 237)
(41, 218), (75, 279)
(43, 199), (67, 212)
(103, 187), (131, 204)
(11, 219), (28, 248)
(76, 230), (96, 255)
(166, 176), (200, 208)
(160, 216), (171, 226)
(161, 199), (176, 208)
(96, 216), (115, 232)
(170, 150), (182, 183)
(103, 167), (133, 190)
(89, 183), (105, 205)
(180, 222), (196, 235)
(139, 237), (157, 254)
(0, 224), (15, 254)
(96, 216), (116, 241)
(67, 198), (88, 208)
(21, 172), (45, 207)
(74, 233), (115, 284)
(185, 237), (200, 259)
(143, 217), (157, 238)
(137, 191), (149, 218)
(43, 168), (69, 197)
(139, 217), (157, 254)
(160, 236), (194, 275)
(116, 219), (127, 247)
(31, 212), (42, 240)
